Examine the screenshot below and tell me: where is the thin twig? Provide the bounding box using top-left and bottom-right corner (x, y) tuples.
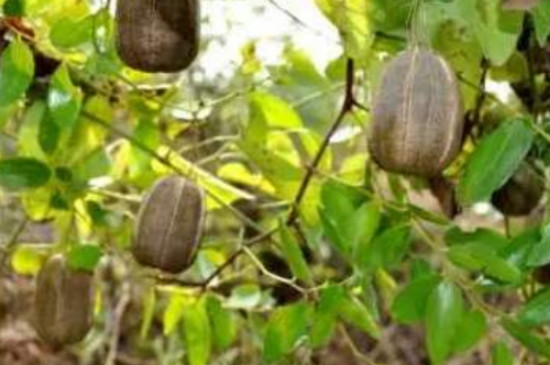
(154, 227), (278, 288)
(243, 246), (306, 293)
(339, 325), (381, 365)
(105, 282), (131, 365)
(287, 58), (356, 225)
(471, 57), (490, 126)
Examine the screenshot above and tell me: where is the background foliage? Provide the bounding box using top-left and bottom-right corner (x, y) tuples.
(1, 0), (550, 364)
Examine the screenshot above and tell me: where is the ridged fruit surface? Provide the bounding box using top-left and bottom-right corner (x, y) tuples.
(116, 0), (200, 72)
(133, 176), (205, 273)
(368, 47), (464, 177)
(34, 255), (94, 347)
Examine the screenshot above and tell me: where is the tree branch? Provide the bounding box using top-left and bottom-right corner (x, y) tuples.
(287, 58), (356, 225)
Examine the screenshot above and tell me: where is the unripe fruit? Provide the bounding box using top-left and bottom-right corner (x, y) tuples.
(115, 0), (200, 73)
(491, 164), (544, 216)
(368, 47), (464, 177)
(34, 255), (94, 347)
(133, 176), (205, 273)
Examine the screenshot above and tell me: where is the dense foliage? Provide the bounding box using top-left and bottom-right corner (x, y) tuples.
(1, 0), (550, 364)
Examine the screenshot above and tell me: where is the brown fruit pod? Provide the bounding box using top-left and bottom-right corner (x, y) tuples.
(368, 47), (464, 177)
(133, 176), (205, 273)
(115, 0), (200, 73)
(34, 255), (94, 347)
(491, 164), (544, 216)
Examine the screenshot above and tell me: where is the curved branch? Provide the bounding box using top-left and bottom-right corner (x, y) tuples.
(287, 58), (356, 225)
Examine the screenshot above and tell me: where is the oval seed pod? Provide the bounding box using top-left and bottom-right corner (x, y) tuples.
(34, 255), (94, 347)
(133, 176), (205, 273)
(491, 164), (544, 216)
(115, 0), (200, 73)
(368, 47), (464, 177)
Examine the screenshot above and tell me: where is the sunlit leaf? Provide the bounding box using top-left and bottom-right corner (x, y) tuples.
(315, 0), (373, 59)
(153, 146), (254, 210)
(140, 285), (156, 340)
(0, 40), (34, 106)
(10, 244), (50, 275)
(182, 298), (211, 365)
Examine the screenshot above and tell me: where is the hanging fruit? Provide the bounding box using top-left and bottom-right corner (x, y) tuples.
(133, 175), (206, 273)
(115, 0), (200, 73)
(368, 47), (464, 177)
(34, 255), (94, 347)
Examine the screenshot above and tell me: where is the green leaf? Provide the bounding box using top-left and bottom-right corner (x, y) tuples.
(163, 294), (186, 336)
(154, 146), (255, 210)
(18, 101), (47, 160)
(533, 0), (550, 46)
(353, 201), (381, 263)
(338, 296), (380, 339)
(484, 255), (522, 284)
(0, 158), (51, 190)
(447, 243), (521, 284)
(0, 40), (34, 107)
(517, 286), (550, 327)
(457, 0), (522, 65)
(10, 244), (50, 275)
(73, 148), (111, 183)
(140, 285), (156, 340)
(526, 224), (550, 267)
(206, 295), (237, 350)
(391, 276), (440, 324)
(48, 64), (82, 132)
(270, 48), (338, 132)
(263, 301), (310, 363)
(315, 0), (373, 59)
(501, 317), (550, 359)
(50, 15), (94, 49)
(452, 310), (487, 353)
(445, 227), (508, 250)
(39, 112), (60, 155)
(279, 221), (313, 285)
(66, 244), (102, 271)
(458, 118), (534, 204)
(360, 225), (411, 273)
(499, 228), (541, 270)
(249, 91), (302, 129)
(3, 0), (24, 16)
(182, 299), (211, 365)
(492, 342), (514, 365)
(426, 281), (464, 365)
(319, 180), (368, 256)
(310, 284), (344, 348)
(129, 117), (159, 182)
